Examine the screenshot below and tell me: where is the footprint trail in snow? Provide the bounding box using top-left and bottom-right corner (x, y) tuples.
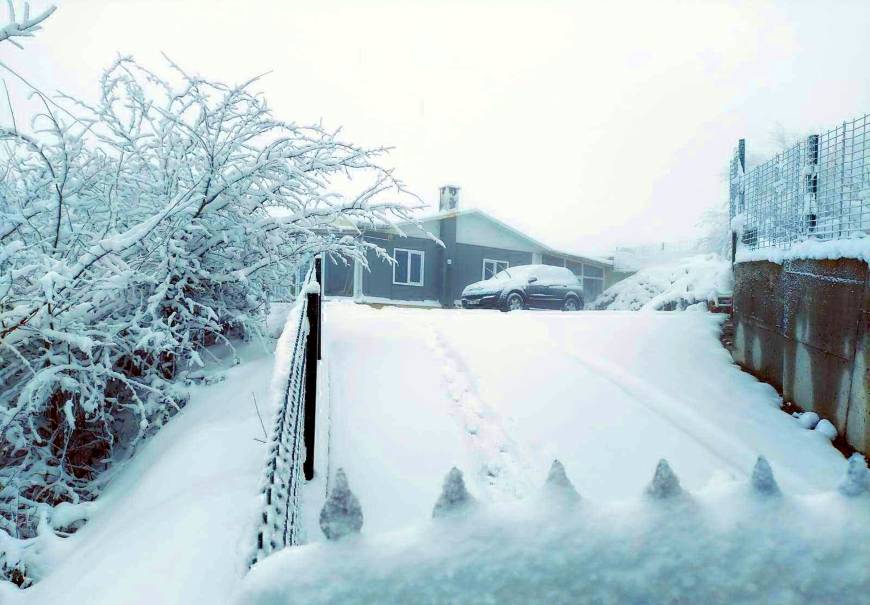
(424, 321), (534, 501)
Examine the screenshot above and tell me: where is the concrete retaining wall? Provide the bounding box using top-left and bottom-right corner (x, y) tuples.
(733, 259), (870, 453)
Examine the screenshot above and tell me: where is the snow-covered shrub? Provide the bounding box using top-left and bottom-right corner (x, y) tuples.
(594, 254), (732, 311)
(0, 57), (416, 557)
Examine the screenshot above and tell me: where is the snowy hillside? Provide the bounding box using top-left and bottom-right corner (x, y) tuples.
(595, 254), (732, 311)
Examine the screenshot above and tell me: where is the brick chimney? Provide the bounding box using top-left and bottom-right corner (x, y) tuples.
(439, 185), (460, 212)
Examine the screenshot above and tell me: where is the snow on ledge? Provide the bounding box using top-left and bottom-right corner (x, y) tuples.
(237, 471), (870, 605)
(736, 237), (870, 265)
(325, 295), (443, 308)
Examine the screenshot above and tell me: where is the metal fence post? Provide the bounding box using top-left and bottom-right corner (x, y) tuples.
(729, 139), (745, 264)
(303, 257), (322, 481)
(315, 256), (323, 361)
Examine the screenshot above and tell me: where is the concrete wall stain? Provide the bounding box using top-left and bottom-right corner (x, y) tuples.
(733, 259), (870, 454)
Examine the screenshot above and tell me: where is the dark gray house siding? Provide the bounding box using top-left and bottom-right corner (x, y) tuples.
(449, 243), (533, 303)
(361, 234), (443, 302)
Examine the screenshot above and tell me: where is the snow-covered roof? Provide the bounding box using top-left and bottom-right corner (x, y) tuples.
(407, 208), (612, 267)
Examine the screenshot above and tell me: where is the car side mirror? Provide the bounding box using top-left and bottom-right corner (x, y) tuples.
(527, 277), (538, 283)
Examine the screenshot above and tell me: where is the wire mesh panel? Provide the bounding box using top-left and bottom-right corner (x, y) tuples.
(730, 113), (870, 250)
(251, 264), (316, 567)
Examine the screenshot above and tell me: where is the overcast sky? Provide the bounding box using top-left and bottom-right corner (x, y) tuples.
(4, 0), (870, 254)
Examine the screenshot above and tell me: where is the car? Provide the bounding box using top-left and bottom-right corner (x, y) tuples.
(460, 264), (585, 312)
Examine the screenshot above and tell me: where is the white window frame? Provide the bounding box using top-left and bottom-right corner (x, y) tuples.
(482, 258), (509, 280)
(393, 248), (425, 286)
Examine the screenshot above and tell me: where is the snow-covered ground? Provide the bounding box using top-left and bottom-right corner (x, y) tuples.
(320, 302), (845, 530)
(6, 301), (857, 604)
(595, 254), (732, 311)
(2, 341), (279, 605)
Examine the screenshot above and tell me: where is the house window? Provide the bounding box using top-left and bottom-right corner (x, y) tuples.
(393, 248), (424, 286)
(483, 259), (509, 280)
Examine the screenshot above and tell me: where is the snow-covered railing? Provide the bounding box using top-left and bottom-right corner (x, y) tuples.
(730, 112), (870, 253)
(240, 455), (870, 603)
(251, 258), (322, 567)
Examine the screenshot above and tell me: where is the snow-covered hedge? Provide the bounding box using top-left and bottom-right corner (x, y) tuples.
(594, 254), (732, 311)
(0, 56), (414, 564)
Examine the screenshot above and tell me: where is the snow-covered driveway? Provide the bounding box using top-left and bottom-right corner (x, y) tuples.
(324, 302), (846, 534)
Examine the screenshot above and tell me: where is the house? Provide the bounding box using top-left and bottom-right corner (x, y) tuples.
(323, 185), (614, 308)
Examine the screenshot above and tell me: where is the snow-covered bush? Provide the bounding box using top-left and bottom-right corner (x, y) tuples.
(594, 254), (732, 311)
(0, 56), (415, 565)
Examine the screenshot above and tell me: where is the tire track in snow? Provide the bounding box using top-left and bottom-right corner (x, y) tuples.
(558, 343), (811, 489)
(423, 321), (534, 501)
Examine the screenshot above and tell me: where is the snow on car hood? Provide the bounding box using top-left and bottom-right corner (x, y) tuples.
(461, 276), (523, 296)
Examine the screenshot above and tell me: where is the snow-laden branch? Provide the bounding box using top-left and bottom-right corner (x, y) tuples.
(0, 56), (421, 560)
(0, 1), (55, 48)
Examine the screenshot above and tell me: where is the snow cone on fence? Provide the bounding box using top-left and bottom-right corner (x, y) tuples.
(645, 459), (683, 499)
(319, 469), (363, 540)
(433, 467), (475, 518)
(542, 459), (580, 504)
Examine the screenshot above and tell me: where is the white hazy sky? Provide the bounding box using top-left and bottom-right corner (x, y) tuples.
(3, 0), (870, 254)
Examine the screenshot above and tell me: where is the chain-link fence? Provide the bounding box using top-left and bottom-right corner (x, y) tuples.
(251, 258), (322, 567)
(730, 113), (870, 250)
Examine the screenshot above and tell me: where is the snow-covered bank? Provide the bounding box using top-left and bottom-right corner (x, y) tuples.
(595, 254), (732, 311)
(238, 463), (870, 605)
(3, 342), (278, 605)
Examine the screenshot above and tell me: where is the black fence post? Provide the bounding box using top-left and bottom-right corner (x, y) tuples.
(303, 256), (322, 481)
(315, 256), (322, 360)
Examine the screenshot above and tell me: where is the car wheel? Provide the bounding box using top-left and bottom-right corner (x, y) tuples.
(562, 296), (581, 311)
(505, 292), (524, 312)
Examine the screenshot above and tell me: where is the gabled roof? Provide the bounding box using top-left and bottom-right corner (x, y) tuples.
(408, 208), (611, 267)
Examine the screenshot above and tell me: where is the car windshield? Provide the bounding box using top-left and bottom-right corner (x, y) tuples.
(493, 266), (535, 280)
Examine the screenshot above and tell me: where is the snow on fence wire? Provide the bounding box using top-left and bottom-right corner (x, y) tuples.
(251, 258), (322, 567)
(730, 112), (870, 252)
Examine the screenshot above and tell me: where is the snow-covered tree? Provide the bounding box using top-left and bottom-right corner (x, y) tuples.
(0, 56), (417, 552)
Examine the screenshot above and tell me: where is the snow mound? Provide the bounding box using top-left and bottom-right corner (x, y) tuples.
(595, 254), (732, 311)
(238, 462), (870, 605)
(815, 419), (838, 441)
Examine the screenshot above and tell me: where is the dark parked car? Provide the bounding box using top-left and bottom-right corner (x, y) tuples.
(460, 265), (585, 312)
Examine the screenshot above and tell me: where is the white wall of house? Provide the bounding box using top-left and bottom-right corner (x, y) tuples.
(456, 213), (539, 252)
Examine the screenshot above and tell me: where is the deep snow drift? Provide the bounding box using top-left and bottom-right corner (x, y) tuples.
(595, 254), (732, 311)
